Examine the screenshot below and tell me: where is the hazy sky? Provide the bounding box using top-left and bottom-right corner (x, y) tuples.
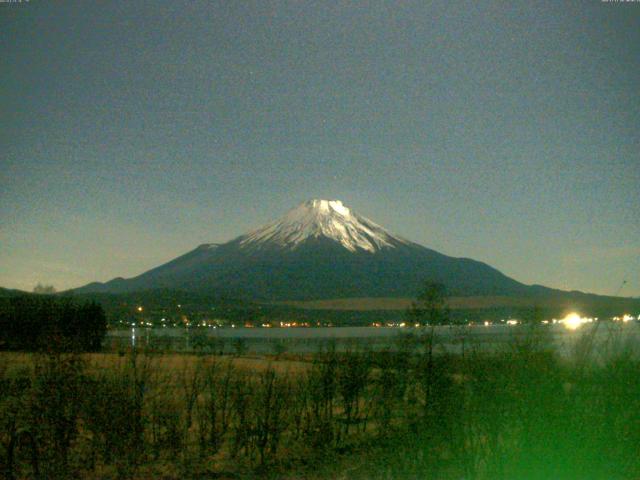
(1, 0), (639, 297)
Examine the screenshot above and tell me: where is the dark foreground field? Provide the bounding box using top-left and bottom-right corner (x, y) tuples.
(1, 325), (639, 479)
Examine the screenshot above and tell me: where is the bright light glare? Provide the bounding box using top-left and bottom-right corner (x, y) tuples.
(562, 312), (584, 330)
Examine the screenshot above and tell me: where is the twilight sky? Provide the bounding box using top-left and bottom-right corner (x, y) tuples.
(1, 0), (639, 297)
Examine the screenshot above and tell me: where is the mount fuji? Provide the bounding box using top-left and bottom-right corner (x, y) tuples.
(75, 199), (542, 300)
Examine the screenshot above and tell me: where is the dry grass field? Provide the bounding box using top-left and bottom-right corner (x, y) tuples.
(1, 328), (640, 479)
(0, 351), (311, 377)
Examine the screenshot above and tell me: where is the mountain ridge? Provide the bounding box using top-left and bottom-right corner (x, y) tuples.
(71, 199), (596, 302)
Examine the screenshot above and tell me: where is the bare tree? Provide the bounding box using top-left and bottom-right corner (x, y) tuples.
(33, 283), (56, 294)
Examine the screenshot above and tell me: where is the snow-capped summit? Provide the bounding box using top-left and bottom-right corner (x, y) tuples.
(239, 199), (407, 253)
(74, 198), (535, 300)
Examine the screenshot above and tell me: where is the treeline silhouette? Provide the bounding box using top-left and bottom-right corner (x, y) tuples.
(0, 326), (638, 479)
(0, 295), (107, 352)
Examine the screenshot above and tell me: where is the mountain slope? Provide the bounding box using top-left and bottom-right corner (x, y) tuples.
(74, 199), (549, 300)
(0, 287), (29, 298)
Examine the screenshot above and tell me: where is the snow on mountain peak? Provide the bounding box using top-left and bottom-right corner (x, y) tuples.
(309, 199), (350, 217)
(239, 199), (407, 253)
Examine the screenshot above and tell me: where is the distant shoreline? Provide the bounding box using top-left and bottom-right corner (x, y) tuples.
(270, 294), (640, 311)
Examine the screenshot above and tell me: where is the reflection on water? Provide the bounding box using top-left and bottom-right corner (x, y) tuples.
(107, 322), (640, 357)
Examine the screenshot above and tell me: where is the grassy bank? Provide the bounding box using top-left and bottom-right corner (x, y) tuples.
(0, 325), (638, 479)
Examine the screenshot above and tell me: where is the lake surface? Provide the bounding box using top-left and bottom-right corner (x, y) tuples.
(107, 322), (640, 357)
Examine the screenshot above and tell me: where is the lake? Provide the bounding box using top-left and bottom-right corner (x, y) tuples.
(106, 322), (640, 357)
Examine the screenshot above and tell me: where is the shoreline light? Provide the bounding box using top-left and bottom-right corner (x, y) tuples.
(560, 312), (593, 330)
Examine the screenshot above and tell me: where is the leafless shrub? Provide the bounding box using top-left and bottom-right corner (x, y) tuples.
(196, 358), (235, 457)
